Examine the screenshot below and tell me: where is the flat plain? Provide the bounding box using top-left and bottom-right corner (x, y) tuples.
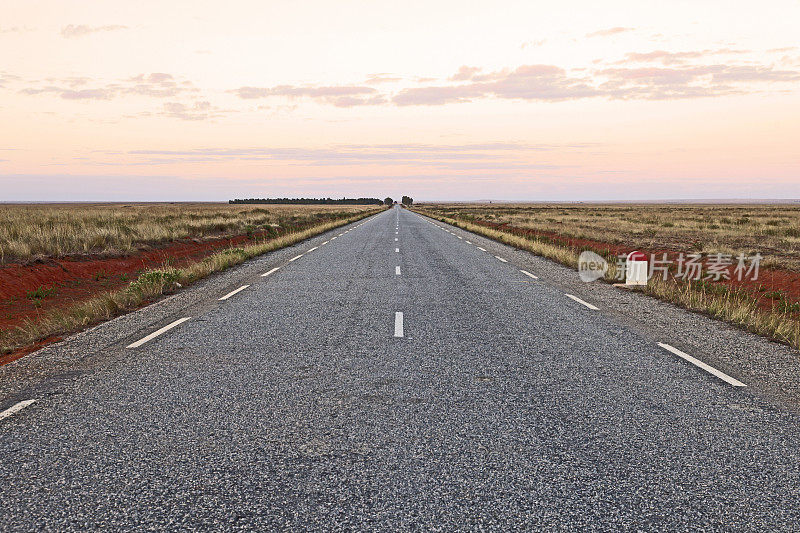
(0, 202), (377, 263)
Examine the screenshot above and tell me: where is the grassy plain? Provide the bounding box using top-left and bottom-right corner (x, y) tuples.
(416, 203), (800, 271)
(0, 203), (376, 263)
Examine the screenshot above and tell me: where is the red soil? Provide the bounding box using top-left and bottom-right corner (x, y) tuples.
(0, 229), (285, 332)
(470, 218), (800, 314)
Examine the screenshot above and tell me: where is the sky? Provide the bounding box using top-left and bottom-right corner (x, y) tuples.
(1, 0), (799, 202)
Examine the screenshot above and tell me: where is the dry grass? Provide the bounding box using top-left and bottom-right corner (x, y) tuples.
(418, 203), (800, 271)
(0, 203), (376, 263)
(646, 278), (800, 348)
(416, 209), (799, 350)
(0, 209), (380, 354)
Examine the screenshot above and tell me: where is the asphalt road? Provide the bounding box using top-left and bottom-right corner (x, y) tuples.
(2, 205), (800, 530)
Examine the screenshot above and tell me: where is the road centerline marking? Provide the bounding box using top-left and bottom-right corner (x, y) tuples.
(658, 343), (746, 387)
(495, 256), (508, 262)
(520, 270), (539, 279)
(219, 284), (250, 301)
(261, 267), (280, 277)
(395, 248), (399, 252)
(307, 246), (318, 252)
(127, 317), (191, 349)
(289, 254), (304, 262)
(565, 294), (599, 311)
(396, 266), (401, 275)
(0, 399), (37, 422)
(394, 312), (404, 337)
(477, 247), (486, 251)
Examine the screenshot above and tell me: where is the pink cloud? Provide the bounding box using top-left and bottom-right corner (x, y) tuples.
(364, 74), (402, 84)
(449, 66), (483, 81)
(395, 65), (600, 105)
(60, 24), (128, 38)
(586, 27), (635, 38)
(232, 84), (382, 107)
(160, 101), (229, 121)
(18, 73), (198, 100)
(396, 60), (800, 105)
(616, 48), (750, 65)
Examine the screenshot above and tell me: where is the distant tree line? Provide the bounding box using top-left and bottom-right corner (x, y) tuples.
(229, 197), (384, 205)
(383, 197), (413, 205)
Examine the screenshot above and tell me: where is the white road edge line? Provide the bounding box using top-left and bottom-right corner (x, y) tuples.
(219, 284), (250, 301)
(261, 267), (280, 277)
(658, 342), (746, 387)
(307, 246), (318, 252)
(321, 241), (329, 245)
(520, 270), (539, 279)
(394, 312), (404, 338)
(127, 317), (191, 349)
(565, 294), (599, 311)
(495, 256), (508, 262)
(289, 254), (304, 262)
(0, 399), (37, 422)
(395, 266), (401, 276)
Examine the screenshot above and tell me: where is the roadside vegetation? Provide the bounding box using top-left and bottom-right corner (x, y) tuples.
(0, 204), (382, 358)
(415, 203), (800, 270)
(0, 203), (376, 263)
(413, 203), (800, 350)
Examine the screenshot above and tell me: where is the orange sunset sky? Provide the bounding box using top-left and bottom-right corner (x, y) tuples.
(1, 0), (799, 201)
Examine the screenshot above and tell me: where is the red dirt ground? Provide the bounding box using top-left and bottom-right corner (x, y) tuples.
(0, 229), (289, 333)
(470, 218), (800, 314)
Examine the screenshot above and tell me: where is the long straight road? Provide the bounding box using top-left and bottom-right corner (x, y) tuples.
(2, 205), (800, 529)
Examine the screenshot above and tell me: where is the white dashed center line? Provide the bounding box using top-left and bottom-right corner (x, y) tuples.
(219, 284), (250, 301)
(395, 248), (399, 252)
(321, 241), (329, 245)
(477, 247), (486, 251)
(289, 254), (304, 262)
(495, 256), (508, 262)
(261, 267), (280, 277)
(0, 399), (36, 422)
(658, 342), (746, 387)
(520, 270), (539, 279)
(565, 294), (599, 311)
(127, 317), (191, 349)
(307, 246), (318, 252)
(394, 312), (404, 337)
(395, 238), (398, 241)
(395, 266), (401, 276)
